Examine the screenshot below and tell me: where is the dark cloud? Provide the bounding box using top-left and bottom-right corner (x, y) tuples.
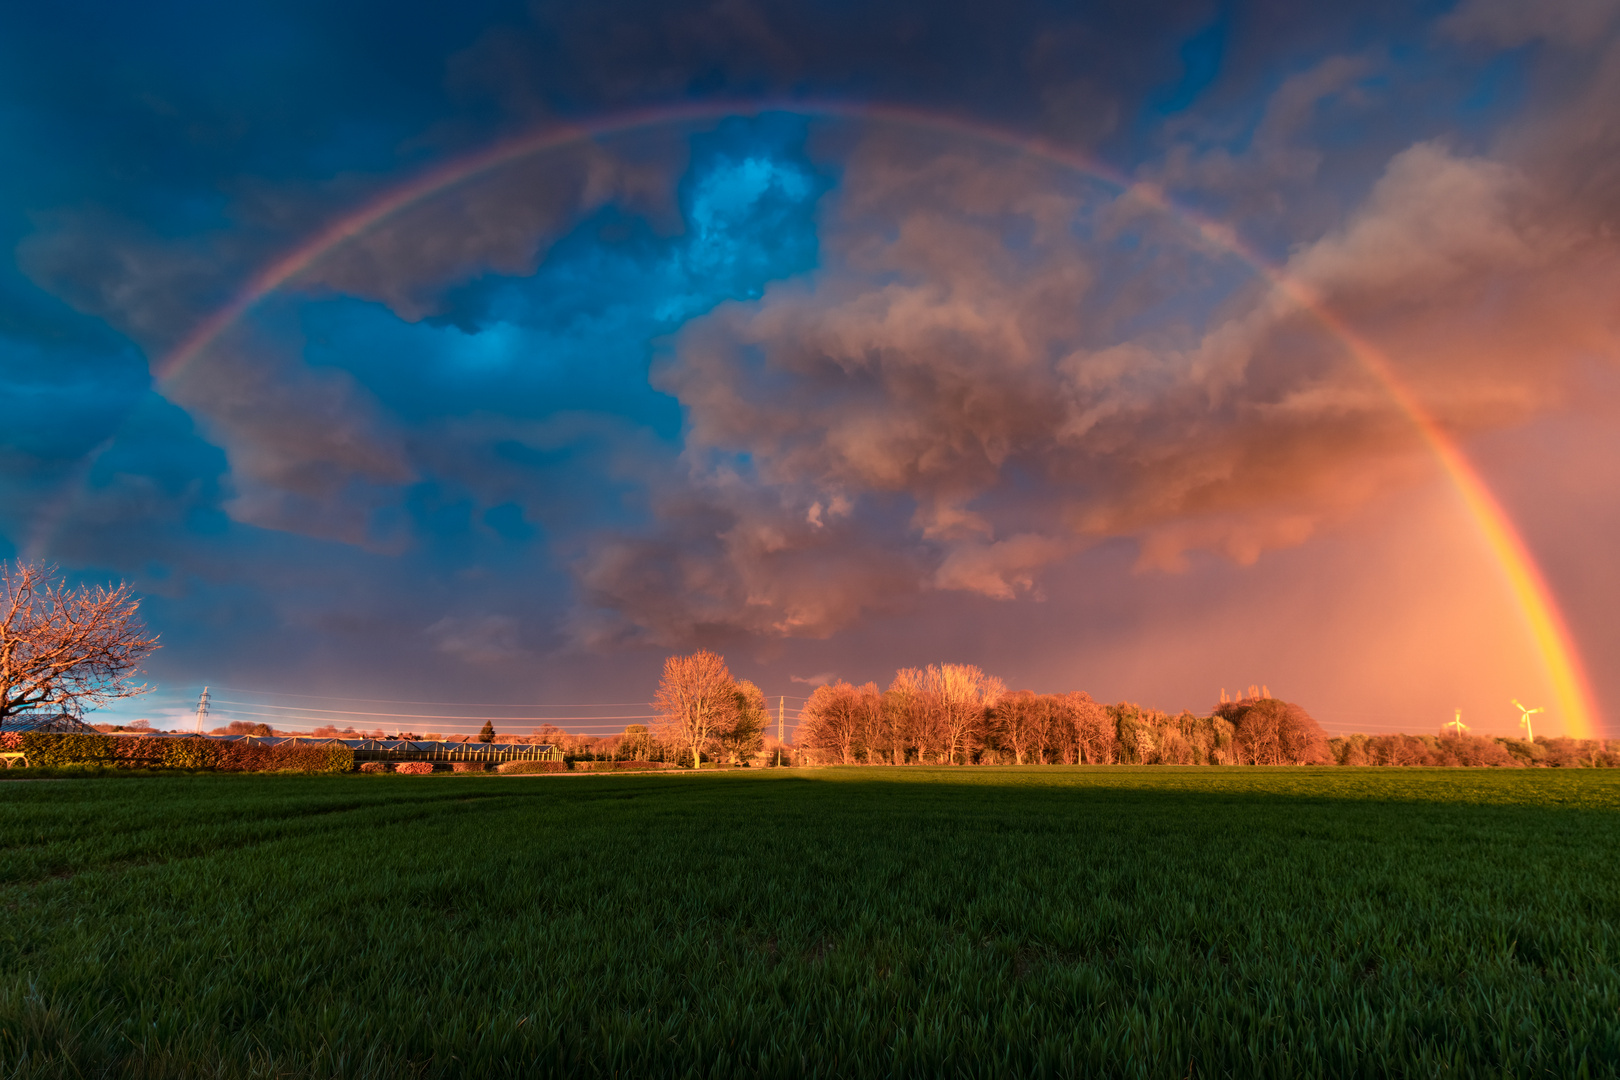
(579, 53), (1620, 646)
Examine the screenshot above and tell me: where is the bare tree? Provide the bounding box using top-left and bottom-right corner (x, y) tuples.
(0, 562), (160, 728)
(890, 667), (937, 762)
(994, 690), (1046, 765)
(851, 682), (885, 764)
(655, 649), (738, 768)
(882, 669), (926, 764)
(1068, 692), (1115, 764)
(1218, 697), (1328, 765)
(926, 664), (1004, 765)
(797, 680), (877, 764)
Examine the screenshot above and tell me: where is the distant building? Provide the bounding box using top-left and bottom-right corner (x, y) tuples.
(2, 712), (95, 734)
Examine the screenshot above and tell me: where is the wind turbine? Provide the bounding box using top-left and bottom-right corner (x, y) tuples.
(1512, 699), (1543, 742)
(1444, 708), (1468, 737)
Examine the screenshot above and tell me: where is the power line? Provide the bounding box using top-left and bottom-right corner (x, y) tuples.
(208, 703), (661, 722)
(204, 706), (657, 727)
(209, 685), (659, 708)
(137, 685), (815, 709)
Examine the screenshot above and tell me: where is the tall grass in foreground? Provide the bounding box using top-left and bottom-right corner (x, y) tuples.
(1, 768), (1617, 1078)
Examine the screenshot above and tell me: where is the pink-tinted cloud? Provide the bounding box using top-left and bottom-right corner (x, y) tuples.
(580, 96), (1620, 645)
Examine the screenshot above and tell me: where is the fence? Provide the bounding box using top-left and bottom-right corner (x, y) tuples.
(346, 739), (564, 765)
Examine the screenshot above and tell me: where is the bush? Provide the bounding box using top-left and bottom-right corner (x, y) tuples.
(12, 732), (359, 772)
(111, 735), (167, 766)
(1330, 735), (1367, 766)
(271, 743), (355, 773)
(394, 761), (433, 775)
(1500, 737), (1545, 766)
(451, 761), (488, 772)
(1538, 737), (1620, 768)
(1431, 735), (1519, 767)
(161, 738), (219, 770)
(497, 760), (568, 774)
(359, 761), (389, 773)
(572, 759), (672, 772)
(211, 741), (276, 771)
(18, 732), (115, 767)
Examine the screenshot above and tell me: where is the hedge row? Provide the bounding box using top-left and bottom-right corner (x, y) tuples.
(496, 760), (568, 774)
(10, 732), (353, 773)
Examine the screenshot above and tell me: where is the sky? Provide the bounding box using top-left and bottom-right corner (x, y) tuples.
(3, 0), (1618, 738)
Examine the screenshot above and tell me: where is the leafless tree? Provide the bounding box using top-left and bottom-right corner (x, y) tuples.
(798, 680), (880, 764)
(655, 649), (738, 768)
(886, 667), (930, 763)
(851, 682), (886, 763)
(994, 690), (1045, 765)
(0, 562), (160, 728)
(1218, 697), (1328, 765)
(1068, 692), (1116, 764)
(874, 670), (926, 764)
(925, 663), (1004, 764)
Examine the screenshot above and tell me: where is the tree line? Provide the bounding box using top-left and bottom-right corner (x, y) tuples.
(790, 665), (1329, 765)
(3, 560), (1613, 770)
(658, 652), (1619, 768)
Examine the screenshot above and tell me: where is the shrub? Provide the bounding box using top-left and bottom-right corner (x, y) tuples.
(571, 759), (671, 772)
(1367, 734), (1438, 766)
(18, 732), (116, 768)
(1, 731), (22, 751)
(10, 734), (356, 773)
(1499, 737), (1545, 766)
(497, 760), (568, 774)
(451, 761), (488, 772)
(359, 761), (390, 773)
(1331, 735), (1369, 766)
(212, 741), (276, 772)
(111, 735), (167, 766)
(161, 738), (219, 770)
(1538, 737), (1620, 768)
(394, 761), (433, 775)
(1431, 734), (1518, 767)
(271, 743), (355, 773)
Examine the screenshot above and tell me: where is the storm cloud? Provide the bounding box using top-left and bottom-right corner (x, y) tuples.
(2, 0), (1616, 733)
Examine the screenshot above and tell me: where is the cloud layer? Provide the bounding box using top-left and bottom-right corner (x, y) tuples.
(581, 107), (1620, 642)
(2, 0), (1616, 733)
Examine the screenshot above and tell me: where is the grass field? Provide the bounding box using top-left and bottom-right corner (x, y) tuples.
(2, 767), (1617, 1078)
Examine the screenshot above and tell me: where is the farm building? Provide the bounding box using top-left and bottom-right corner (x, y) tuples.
(1, 712), (96, 734)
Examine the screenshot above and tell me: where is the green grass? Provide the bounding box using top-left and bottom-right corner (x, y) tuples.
(2, 767), (1617, 1078)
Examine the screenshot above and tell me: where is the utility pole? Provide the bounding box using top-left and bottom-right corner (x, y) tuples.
(778, 696), (785, 767)
(194, 687), (210, 734)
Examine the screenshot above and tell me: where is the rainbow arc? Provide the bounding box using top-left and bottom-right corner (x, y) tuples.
(147, 100), (1601, 738)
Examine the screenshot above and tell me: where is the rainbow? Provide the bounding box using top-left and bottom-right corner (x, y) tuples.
(152, 99), (1602, 738)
